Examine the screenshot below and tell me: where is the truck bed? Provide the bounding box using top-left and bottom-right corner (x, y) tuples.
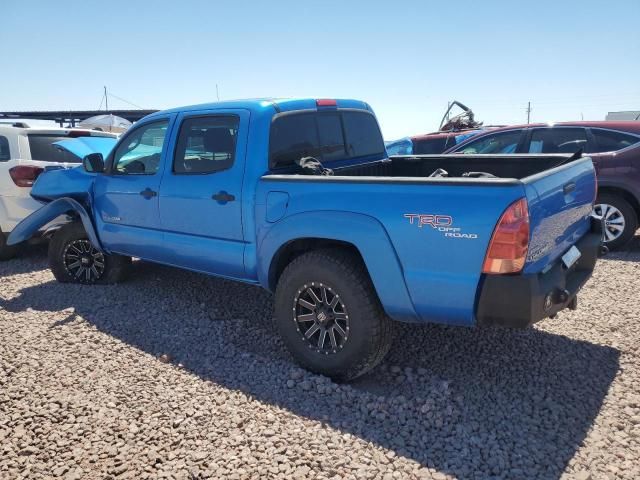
(260, 154), (596, 326)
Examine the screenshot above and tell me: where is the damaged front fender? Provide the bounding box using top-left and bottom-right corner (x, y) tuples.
(7, 197), (102, 251)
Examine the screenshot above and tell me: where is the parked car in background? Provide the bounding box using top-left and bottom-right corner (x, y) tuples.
(9, 98), (602, 380)
(386, 129), (488, 156)
(386, 101), (501, 156)
(446, 121), (640, 249)
(0, 123), (117, 259)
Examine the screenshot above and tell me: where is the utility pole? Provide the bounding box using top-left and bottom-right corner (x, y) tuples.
(526, 101), (531, 124)
(104, 86), (109, 112)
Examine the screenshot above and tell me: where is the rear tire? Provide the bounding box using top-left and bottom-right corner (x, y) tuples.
(594, 194), (638, 250)
(274, 249), (393, 382)
(0, 230), (20, 261)
(48, 223), (131, 284)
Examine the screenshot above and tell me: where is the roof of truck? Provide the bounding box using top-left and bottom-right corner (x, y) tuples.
(146, 98), (372, 119)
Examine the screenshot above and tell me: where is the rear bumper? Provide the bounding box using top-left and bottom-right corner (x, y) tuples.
(476, 221), (602, 328)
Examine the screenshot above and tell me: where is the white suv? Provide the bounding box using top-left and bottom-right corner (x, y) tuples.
(0, 123), (116, 260)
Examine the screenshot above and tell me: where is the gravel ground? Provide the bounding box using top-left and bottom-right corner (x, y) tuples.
(1, 240), (639, 480)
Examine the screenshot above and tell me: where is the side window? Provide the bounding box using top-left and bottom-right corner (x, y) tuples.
(590, 129), (640, 153)
(174, 116), (239, 174)
(459, 130), (522, 154)
(112, 120), (169, 175)
(0, 136), (9, 161)
(342, 111), (385, 158)
(528, 128), (587, 154)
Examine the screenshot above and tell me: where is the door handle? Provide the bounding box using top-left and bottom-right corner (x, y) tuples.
(563, 182), (576, 195)
(212, 191), (235, 204)
(140, 188), (157, 199)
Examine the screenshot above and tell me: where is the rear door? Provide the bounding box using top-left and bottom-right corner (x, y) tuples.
(158, 109), (249, 279)
(94, 117), (173, 259)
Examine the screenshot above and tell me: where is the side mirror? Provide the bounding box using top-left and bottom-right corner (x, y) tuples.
(83, 153), (105, 173)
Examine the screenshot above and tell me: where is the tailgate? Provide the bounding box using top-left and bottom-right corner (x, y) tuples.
(523, 157), (596, 274)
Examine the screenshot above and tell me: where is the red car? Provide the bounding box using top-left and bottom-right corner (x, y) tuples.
(446, 121), (640, 249)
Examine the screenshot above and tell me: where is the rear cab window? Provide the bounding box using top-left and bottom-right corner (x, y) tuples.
(269, 110), (385, 169)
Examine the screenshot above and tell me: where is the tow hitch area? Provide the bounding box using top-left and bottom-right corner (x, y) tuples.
(476, 228), (601, 328)
(548, 293), (578, 319)
(568, 295), (578, 310)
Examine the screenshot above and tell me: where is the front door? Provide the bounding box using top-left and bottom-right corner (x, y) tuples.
(158, 110), (249, 279)
(94, 117), (173, 259)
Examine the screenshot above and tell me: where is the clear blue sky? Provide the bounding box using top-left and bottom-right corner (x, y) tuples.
(1, 0), (639, 139)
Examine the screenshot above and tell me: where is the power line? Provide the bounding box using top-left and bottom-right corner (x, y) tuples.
(106, 92), (145, 109)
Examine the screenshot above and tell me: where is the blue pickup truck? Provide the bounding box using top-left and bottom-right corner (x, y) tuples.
(9, 98), (603, 380)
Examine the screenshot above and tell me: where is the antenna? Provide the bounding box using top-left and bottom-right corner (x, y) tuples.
(526, 101), (531, 124)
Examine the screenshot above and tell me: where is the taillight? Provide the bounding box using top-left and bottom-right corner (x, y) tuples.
(482, 198), (530, 274)
(9, 166), (44, 187)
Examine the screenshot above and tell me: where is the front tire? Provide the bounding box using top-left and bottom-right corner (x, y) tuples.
(594, 194), (638, 250)
(48, 223), (131, 284)
(275, 249), (393, 382)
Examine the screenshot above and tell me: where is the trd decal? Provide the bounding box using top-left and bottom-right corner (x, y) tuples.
(403, 213), (478, 239)
(403, 214), (452, 228)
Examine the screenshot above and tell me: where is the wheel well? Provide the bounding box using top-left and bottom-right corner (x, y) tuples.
(269, 238), (365, 291)
(598, 186), (640, 218)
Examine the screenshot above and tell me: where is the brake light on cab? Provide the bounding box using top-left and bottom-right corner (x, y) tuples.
(482, 198), (530, 274)
(9, 166), (45, 187)
(316, 99), (337, 107)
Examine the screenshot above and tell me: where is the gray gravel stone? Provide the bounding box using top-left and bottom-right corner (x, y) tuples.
(1, 241), (639, 479)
